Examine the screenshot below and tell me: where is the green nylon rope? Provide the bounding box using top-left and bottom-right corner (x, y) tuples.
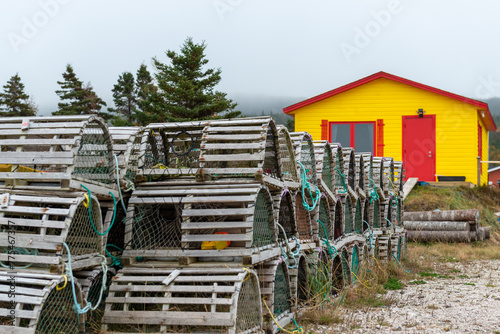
(105, 244), (124, 268)
(297, 161), (321, 211)
(368, 177), (379, 203)
(317, 219), (337, 258)
(80, 184), (117, 236)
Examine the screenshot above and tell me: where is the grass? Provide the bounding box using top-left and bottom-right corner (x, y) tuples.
(383, 277), (402, 290)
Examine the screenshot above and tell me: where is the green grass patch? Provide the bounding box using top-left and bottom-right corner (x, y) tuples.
(458, 275), (469, 278)
(418, 272), (439, 277)
(383, 277), (402, 290)
(409, 280), (427, 285)
(464, 283), (476, 286)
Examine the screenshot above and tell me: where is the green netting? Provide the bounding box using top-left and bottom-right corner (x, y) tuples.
(334, 200), (342, 240)
(346, 151), (355, 189)
(130, 204), (182, 250)
(396, 199), (401, 226)
(84, 270), (115, 333)
(397, 237), (402, 261)
(36, 282), (82, 334)
(273, 264), (291, 316)
(299, 139), (316, 185)
(252, 191), (274, 248)
(278, 128), (298, 183)
(341, 249), (351, 285)
(322, 147), (332, 190)
(67, 199), (103, 256)
(386, 199), (392, 224)
(318, 198), (330, 240)
(295, 194), (312, 240)
(374, 239), (379, 259)
(362, 200), (370, 233)
(373, 201), (380, 229)
(354, 199), (362, 234)
(262, 127), (281, 179)
(72, 121), (114, 185)
(344, 196), (353, 234)
(236, 274), (262, 332)
(277, 193), (296, 243)
(351, 246), (359, 283)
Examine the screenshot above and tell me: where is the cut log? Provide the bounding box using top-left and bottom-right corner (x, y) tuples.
(403, 221), (472, 232)
(407, 230), (471, 243)
(403, 209), (479, 222)
(483, 226), (491, 240)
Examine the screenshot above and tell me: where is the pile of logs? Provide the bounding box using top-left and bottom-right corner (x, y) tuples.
(0, 115), (407, 334)
(404, 209), (491, 243)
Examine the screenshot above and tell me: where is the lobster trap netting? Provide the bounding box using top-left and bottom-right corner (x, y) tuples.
(295, 193), (313, 241)
(72, 121), (115, 185)
(355, 154), (365, 190)
(277, 126), (298, 184)
(343, 148), (355, 189)
(262, 126), (281, 179)
(273, 263), (292, 318)
(296, 256), (310, 304)
(330, 254), (344, 295)
(35, 278), (84, 334)
(362, 199), (370, 233)
(351, 245), (359, 283)
(354, 199), (362, 234)
(66, 198), (103, 256)
(333, 199), (343, 240)
(318, 197), (331, 240)
(298, 137), (317, 186)
(128, 203), (182, 250)
(343, 196), (353, 234)
(321, 144), (333, 190)
(276, 191), (297, 243)
(331, 144), (346, 193)
(109, 126), (141, 189)
(235, 272), (263, 332)
(341, 249), (351, 286)
(253, 190), (275, 248)
(102, 200), (127, 252)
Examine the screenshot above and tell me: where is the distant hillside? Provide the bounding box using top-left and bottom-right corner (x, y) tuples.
(486, 97), (500, 116)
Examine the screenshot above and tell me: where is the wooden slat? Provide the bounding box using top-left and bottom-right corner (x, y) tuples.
(0, 139), (77, 146)
(201, 143), (264, 150)
(181, 221), (252, 230)
(0, 234), (63, 250)
(109, 284), (236, 294)
(182, 234), (251, 242)
(203, 134), (263, 141)
(129, 195), (253, 205)
(0, 152), (74, 164)
(0, 218), (66, 229)
(0, 128), (81, 136)
(182, 208), (253, 216)
(205, 126), (265, 132)
(0, 292), (43, 305)
(102, 311), (233, 326)
(0, 172), (71, 180)
(122, 248), (252, 258)
(0, 325), (36, 333)
(201, 153), (263, 162)
(106, 296), (233, 305)
(1, 206), (70, 216)
(132, 188), (258, 196)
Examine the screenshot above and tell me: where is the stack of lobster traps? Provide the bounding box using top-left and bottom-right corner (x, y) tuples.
(0, 116), (123, 333)
(0, 115), (407, 333)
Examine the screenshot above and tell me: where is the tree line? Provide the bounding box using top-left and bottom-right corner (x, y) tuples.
(0, 38), (241, 125)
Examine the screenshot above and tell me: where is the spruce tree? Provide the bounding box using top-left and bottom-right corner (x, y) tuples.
(53, 64), (107, 116)
(0, 74), (36, 117)
(149, 37), (240, 121)
(135, 64), (159, 125)
(108, 72), (137, 125)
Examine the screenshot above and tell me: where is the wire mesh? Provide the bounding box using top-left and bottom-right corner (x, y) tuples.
(351, 246), (359, 283)
(318, 198), (330, 240)
(333, 146), (344, 192)
(253, 190), (275, 248)
(295, 193), (312, 240)
(362, 200), (370, 233)
(344, 150), (355, 189)
(83, 270), (116, 334)
(277, 192), (296, 243)
(344, 196), (353, 234)
(66, 198), (103, 256)
(397, 236), (402, 261)
(129, 203), (182, 250)
(273, 263), (291, 317)
(372, 200), (380, 229)
(298, 136), (317, 185)
(385, 199), (393, 225)
(103, 202), (127, 251)
(322, 146), (333, 190)
(354, 199), (362, 234)
(236, 273), (262, 332)
(36, 281), (83, 334)
(341, 249), (351, 286)
(357, 155), (365, 190)
(72, 121), (114, 185)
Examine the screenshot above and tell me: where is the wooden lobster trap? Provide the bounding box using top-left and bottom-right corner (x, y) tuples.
(290, 132), (317, 188)
(0, 271), (85, 334)
(383, 157), (395, 197)
(293, 191), (314, 246)
(272, 189), (297, 245)
(256, 259), (293, 333)
(0, 190), (104, 272)
(354, 153), (366, 197)
(341, 148), (356, 192)
(102, 267), (263, 334)
(371, 157), (386, 201)
(287, 254), (310, 307)
(0, 115), (118, 199)
(122, 183), (284, 266)
(329, 143), (346, 195)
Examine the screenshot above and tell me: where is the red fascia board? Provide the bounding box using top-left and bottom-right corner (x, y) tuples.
(283, 71), (497, 131)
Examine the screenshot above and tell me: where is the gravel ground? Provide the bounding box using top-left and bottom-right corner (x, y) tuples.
(311, 260), (500, 333)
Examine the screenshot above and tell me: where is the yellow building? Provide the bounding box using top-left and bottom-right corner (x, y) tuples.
(283, 72), (496, 185)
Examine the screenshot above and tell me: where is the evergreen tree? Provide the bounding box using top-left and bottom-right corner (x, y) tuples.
(148, 37), (240, 122)
(134, 64), (159, 125)
(108, 72), (136, 125)
(0, 74), (36, 117)
(53, 64), (107, 116)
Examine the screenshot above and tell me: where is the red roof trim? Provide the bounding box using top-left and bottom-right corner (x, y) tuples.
(283, 71), (496, 131)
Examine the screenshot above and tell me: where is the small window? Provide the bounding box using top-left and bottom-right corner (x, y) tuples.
(330, 122), (375, 153)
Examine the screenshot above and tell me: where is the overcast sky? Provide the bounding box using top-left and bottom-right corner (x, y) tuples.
(2, 0), (500, 115)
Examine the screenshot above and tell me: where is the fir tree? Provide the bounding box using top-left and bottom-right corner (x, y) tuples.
(53, 64), (107, 116)
(149, 37), (240, 122)
(134, 64), (159, 125)
(0, 74), (36, 117)
(108, 72), (136, 125)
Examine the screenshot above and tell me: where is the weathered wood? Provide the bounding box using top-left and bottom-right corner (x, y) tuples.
(403, 209), (479, 222)
(403, 221), (472, 231)
(403, 177), (418, 200)
(407, 230), (471, 243)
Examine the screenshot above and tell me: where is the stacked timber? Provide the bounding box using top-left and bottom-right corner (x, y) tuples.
(0, 116), (121, 333)
(403, 209), (490, 243)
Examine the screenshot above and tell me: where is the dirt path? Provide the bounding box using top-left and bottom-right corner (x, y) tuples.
(313, 260), (500, 333)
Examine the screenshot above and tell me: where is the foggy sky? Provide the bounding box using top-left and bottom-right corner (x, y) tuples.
(2, 0), (500, 115)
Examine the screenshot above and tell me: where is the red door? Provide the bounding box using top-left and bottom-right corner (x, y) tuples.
(403, 115), (436, 182)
